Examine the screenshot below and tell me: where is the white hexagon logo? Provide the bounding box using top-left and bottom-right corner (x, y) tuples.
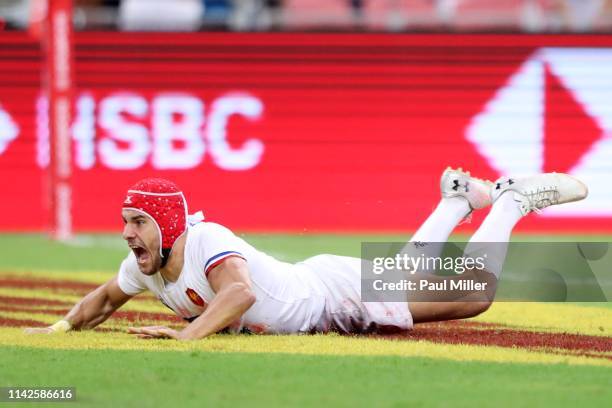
(466, 48), (612, 216)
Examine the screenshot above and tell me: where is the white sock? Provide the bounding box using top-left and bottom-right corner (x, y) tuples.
(464, 192), (524, 278)
(410, 197), (471, 243)
(469, 192), (523, 243)
(403, 197), (471, 273)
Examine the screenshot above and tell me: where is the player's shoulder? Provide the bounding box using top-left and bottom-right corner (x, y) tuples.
(185, 221), (242, 264)
(188, 221), (237, 239)
(186, 221), (239, 251)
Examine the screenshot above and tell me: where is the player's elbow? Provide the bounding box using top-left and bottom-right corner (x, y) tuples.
(244, 291), (257, 309)
(230, 282), (256, 309)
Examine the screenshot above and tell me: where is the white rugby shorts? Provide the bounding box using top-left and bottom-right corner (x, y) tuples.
(298, 254), (413, 333)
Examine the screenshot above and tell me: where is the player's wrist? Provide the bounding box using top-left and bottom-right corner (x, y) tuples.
(49, 319), (72, 333)
(176, 329), (196, 341)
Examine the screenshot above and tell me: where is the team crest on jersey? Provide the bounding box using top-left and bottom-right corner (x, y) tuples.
(185, 288), (205, 307)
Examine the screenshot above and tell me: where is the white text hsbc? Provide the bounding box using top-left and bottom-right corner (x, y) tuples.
(36, 92), (265, 171)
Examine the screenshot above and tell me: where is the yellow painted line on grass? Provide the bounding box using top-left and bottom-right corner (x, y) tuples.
(1, 311), (58, 325)
(473, 302), (612, 337)
(0, 311), (179, 330)
(0, 309), (176, 328)
(2, 270), (611, 337)
(4, 287), (609, 337)
(0, 288), (169, 314)
(0, 303), (67, 312)
(1, 328), (609, 367)
(0, 269), (114, 284)
(0, 288), (83, 304)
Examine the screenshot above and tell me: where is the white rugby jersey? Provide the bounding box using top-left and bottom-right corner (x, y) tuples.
(117, 222), (329, 334)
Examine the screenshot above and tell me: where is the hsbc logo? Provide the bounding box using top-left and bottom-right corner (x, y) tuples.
(467, 48), (612, 217)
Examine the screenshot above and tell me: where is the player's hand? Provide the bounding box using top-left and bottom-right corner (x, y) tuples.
(127, 326), (189, 340)
(24, 327), (56, 334)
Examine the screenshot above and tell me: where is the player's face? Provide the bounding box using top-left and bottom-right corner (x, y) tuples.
(121, 209), (162, 275)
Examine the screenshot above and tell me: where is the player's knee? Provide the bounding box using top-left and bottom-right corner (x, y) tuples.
(466, 300), (492, 318)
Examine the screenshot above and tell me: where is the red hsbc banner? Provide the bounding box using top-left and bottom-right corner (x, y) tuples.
(1, 32), (611, 233)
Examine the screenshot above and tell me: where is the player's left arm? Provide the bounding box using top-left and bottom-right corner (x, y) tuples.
(128, 256), (255, 341)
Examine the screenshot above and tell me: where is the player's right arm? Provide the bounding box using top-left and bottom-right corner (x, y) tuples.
(24, 276), (133, 334)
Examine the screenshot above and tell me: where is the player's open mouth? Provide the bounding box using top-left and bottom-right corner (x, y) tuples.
(130, 245), (150, 265)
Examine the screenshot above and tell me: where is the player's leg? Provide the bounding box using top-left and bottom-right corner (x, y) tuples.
(402, 168), (492, 271)
(408, 172), (588, 324)
(409, 299), (493, 324)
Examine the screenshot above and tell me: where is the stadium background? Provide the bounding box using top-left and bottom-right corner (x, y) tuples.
(2, 31), (612, 233)
(0, 1), (610, 407)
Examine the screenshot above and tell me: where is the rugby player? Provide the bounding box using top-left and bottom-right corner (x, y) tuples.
(25, 169), (587, 339)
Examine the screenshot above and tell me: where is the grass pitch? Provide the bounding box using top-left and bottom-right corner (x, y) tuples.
(0, 233), (611, 407)
(2, 347), (610, 408)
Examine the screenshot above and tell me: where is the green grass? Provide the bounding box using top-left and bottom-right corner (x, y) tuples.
(2, 233), (612, 272)
(0, 347), (610, 408)
(0, 233), (416, 272)
(1, 233), (610, 301)
(1, 233), (611, 407)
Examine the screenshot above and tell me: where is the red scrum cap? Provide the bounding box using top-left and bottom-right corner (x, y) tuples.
(122, 178), (188, 258)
